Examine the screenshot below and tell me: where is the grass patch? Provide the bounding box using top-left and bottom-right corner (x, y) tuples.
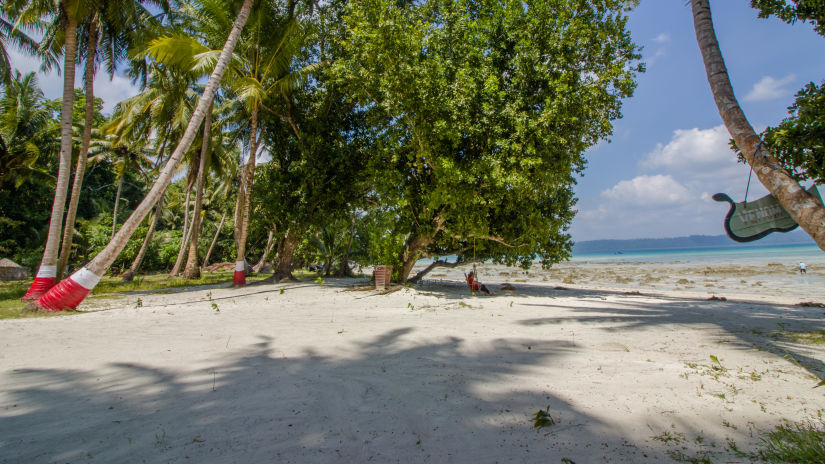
(758, 421), (825, 463)
(0, 270), (270, 320)
(775, 331), (825, 345)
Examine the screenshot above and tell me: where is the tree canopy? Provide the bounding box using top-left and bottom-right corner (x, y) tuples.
(333, 0), (641, 281)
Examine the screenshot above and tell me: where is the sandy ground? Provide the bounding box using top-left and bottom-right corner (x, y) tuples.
(1, 262), (824, 463)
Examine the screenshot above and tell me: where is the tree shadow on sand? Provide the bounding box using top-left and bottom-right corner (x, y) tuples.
(0, 324), (758, 464)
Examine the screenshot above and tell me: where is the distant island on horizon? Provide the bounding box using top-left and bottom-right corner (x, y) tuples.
(572, 230), (816, 254)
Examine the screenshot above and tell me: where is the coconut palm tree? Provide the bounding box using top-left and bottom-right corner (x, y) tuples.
(0, 71), (55, 185)
(0, 10), (41, 85)
(691, 0), (825, 249)
(226, 10), (321, 286)
(56, 1), (163, 280)
(35, 0), (255, 310)
(10, 0), (89, 299)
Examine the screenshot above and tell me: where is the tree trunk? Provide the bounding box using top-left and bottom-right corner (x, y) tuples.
(399, 233), (434, 283)
(268, 228), (299, 282)
(233, 106), (260, 286)
(111, 174), (124, 238)
(34, 0), (255, 310)
(691, 0), (825, 250)
(202, 209), (227, 269)
(23, 15), (78, 300)
(120, 131), (170, 282)
(170, 176), (194, 276)
(121, 191), (164, 282)
(334, 212), (357, 277)
(253, 227), (276, 273)
(183, 105), (213, 279)
(57, 22), (97, 281)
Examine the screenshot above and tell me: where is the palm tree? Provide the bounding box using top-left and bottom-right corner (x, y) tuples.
(56, 1), (163, 280)
(0, 9), (40, 85)
(691, 0), (825, 249)
(0, 71), (55, 185)
(35, 0), (255, 310)
(87, 136), (154, 238)
(226, 11), (320, 286)
(10, 0), (89, 299)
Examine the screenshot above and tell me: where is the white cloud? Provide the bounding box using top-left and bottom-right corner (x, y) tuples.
(652, 33), (671, 44)
(601, 174), (691, 206)
(7, 46), (141, 115)
(93, 73), (141, 114)
(641, 125), (738, 175)
(744, 74), (796, 102)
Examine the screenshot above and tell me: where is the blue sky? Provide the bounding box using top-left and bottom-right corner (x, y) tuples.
(572, 0), (825, 241)
(7, 1), (825, 241)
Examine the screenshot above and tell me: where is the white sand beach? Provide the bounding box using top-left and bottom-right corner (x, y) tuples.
(1, 261), (824, 463)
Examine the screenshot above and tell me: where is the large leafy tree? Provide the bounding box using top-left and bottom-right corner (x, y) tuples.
(761, 82), (825, 184)
(751, 0), (824, 34)
(748, 1), (825, 186)
(692, 0), (825, 250)
(335, 0), (641, 282)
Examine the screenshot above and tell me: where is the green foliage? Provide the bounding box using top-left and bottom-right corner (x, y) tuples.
(761, 82), (825, 184)
(532, 405), (555, 428)
(334, 0), (642, 279)
(752, 1), (825, 36)
(758, 421), (825, 463)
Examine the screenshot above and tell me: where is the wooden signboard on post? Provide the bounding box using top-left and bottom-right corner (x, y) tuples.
(713, 186), (822, 242)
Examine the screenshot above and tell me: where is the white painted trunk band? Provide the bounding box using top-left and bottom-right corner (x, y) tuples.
(71, 268), (101, 290)
(36, 265), (57, 278)
(235, 261), (245, 271)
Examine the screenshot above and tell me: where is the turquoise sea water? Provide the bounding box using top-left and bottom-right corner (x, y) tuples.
(570, 244), (825, 266)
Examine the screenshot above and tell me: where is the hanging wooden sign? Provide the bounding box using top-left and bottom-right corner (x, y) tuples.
(712, 186), (822, 242)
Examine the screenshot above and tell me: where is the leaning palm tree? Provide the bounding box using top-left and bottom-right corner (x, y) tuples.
(691, 0), (825, 249)
(10, 0), (90, 299)
(34, 0), (255, 310)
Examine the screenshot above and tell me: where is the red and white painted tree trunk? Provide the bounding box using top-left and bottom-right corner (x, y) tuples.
(22, 16), (79, 300)
(35, 0), (254, 310)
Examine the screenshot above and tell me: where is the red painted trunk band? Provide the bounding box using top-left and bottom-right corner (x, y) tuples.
(233, 270), (246, 286)
(35, 277), (91, 311)
(22, 277), (56, 300)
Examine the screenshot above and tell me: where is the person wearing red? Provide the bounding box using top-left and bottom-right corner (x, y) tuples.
(466, 270), (491, 295)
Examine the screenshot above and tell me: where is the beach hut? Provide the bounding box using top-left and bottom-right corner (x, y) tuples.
(0, 258), (29, 281)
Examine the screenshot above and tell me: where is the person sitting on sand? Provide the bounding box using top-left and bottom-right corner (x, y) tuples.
(466, 270), (492, 295)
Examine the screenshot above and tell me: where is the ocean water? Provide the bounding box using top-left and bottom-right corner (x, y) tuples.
(570, 244), (825, 266)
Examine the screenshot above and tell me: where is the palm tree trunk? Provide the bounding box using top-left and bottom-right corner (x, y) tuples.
(121, 132), (171, 282)
(57, 22), (97, 281)
(35, 0), (255, 310)
(170, 176), (194, 275)
(202, 209), (227, 269)
(111, 174), (124, 238)
(691, 0), (825, 249)
(233, 106), (260, 286)
(121, 191), (164, 282)
(253, 227), (276, 273)
(22, 15), (78, 300)
(183, 105), (214, 279)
